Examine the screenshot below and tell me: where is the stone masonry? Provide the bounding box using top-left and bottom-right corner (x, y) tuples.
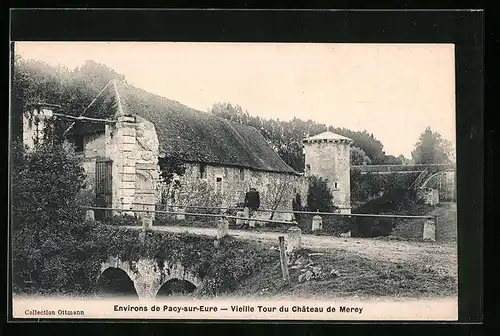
(303, 132), (353, 214)
(99, 256), (203, 300)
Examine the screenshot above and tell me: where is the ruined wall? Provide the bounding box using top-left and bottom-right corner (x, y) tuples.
(78, 115), (159, 225)
(161, 163), (301, 221)
(103, 115), (159, 224)
(303, 139), (351, 213)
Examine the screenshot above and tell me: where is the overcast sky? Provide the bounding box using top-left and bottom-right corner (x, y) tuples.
(14, 42), (456, 158)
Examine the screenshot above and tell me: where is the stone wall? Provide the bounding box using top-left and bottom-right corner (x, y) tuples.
(303, 140), (351, 213)
(160, 163), (301, 221)
(78, 114), (159, 226)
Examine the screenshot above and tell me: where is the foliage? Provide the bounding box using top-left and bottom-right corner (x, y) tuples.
(350, 171), (420, 205)
(352, 188), (424, 238)
(292, 193), (303, 212)
(88, 227), (277, 296)
(265, 177), (293, 219)
(169, 179), (221, 210)
(101, 214), (142, 226)
(11, 56), (131, 295)
(329, 127), (387, 165)
(12, 56), (125, 139)
(305, 176), (337, 213)
(382, 155), (403, 165)
(397, 154), (412, 165)
(350, 146), (372, 165)
(158, 154), (186, 185)
(411, 127), (454, 164)
(11, 133), (100, 294)
(209, 102), (396, 172)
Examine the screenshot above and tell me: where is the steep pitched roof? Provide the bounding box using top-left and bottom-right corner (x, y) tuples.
(112, 81), (298, 175)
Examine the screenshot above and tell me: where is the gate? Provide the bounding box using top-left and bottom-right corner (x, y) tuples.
(95, 159), (113, 221)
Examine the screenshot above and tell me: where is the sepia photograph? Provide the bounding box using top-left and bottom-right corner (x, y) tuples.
(10, 41), (459, 320)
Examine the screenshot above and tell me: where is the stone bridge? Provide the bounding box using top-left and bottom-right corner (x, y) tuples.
(97, 256), (204, 300)
(351, 163), (455, 175)
(351, 163), (456, 201)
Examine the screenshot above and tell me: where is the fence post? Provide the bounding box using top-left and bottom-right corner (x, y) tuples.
(217, 217), (229, 239)
(423, 217), (436, 242)
(85, 209), (95, 221)
(286, 226), (302, 253)
(278, 236), (290, 286)
(176, 207), (186, 221)
(139, 227), (146, 245)
(312, 215), (322, 232)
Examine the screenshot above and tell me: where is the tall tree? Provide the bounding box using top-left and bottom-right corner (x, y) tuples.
(350, 146), (372, 165)
(382, 155), (403, 165)
(208, 102), (394, 171)
(11, 132), (96, 294)
(411, 127), (454, 164)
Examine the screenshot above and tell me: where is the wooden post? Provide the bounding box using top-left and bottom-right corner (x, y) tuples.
(278, 236), (290, 286)
(139, 228), (146, 245)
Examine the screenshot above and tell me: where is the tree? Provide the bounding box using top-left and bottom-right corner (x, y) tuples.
(332, 128), (387, 164)
(158, 154), (186, 186)
(208, 102), (249, 124)
(397, 154), (411, 165)
(382, 155), (403, 165)
(411, 127), (454, 164)
(11, 130), (98, 294)
(12, 57), (126, 133)
(306, 176), (337, 213)
(350, 146), (372, 165)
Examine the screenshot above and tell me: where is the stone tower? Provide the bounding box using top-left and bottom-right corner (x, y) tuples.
(303, 131), (353, 214)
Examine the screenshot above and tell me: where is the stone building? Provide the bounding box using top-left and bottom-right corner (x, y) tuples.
(303, 131), (354, 214)
(21, 80), (353, 224)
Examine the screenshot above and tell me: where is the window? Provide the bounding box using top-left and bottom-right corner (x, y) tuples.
(75, 135), (84, 152)
(239, 168), (245, 180)
(215, 176), (223, 194)
(199, 164), (207, 179)
(334, 182), (338, 189)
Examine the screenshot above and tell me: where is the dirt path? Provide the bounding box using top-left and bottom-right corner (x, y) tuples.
(124, 225), (457, 276)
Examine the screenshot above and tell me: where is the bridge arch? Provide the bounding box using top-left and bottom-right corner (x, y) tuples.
(155, 278), (197, 297)
(419, 170), (456, 201)
(97, 267), (139, 298)
(98, 256), (204, 300)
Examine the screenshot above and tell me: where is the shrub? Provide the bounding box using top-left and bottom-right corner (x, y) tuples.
(11, 135), (99, 295)
(102, 214), (142, 226)
(351, 171), (420, 205)
(306, 176), (337, 213)
(351, 188), (422, 238)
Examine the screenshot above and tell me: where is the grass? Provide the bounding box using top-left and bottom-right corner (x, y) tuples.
(225, 247), (457, 299)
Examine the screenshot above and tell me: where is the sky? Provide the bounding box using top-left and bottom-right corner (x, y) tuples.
(13, 42), (456, 158)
